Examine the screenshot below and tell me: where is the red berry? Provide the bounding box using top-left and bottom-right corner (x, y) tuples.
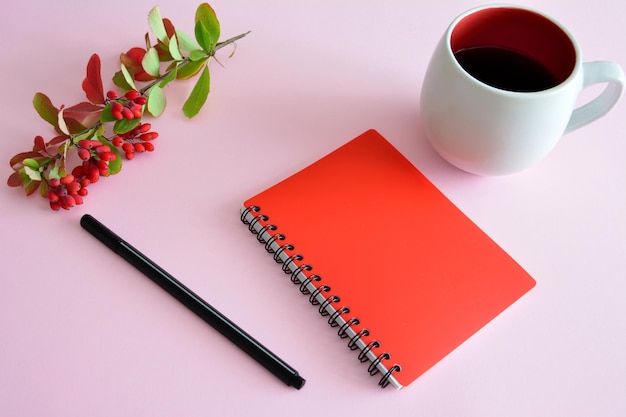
(106, 90), (119, 100)
(133, 96), (147, 105)
(111, 102), (124, 120)
(112, 136), (124, 147)
(61, 195), (76, 209)
(88, 165), (100, 183)
(48, 178), (60, 187)
(60, 174), (75, 185)
(139, 123), (151, 133)
(72, 166), (84, 178)
(72, 194), (84, 205)
(125, 90), (140, 100)
(78, 188), (88, 197)
(80, 178), (90, 188)
(140, 132), (158, 141)
(97, 160), (109, 175)
(54, 186), (68, 197)
(78, 139), (100, 149)
(78, 148), (90, 161)
(133, 143), (145, 153)
(122, 143), (134, 153)
(94, 145), (109, 155)
(143, 142), (155, 152)
(122, 107), (134, 120)
(102, 152), (117, 162)
(66, 182), (81, 194)
(50, 201), (61, 211)
(48, 190), (60, 203)
(131, 106), (143, 119)
(125, 152), (135, 160)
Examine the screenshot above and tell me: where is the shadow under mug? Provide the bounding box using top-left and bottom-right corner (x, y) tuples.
(420, 4), (625, 175)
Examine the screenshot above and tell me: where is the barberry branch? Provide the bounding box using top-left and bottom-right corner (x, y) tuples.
(6, 3), (248, 211)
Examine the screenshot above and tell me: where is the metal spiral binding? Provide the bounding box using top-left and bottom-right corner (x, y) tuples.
(273, 242), (294, 264)
(241, 204), (402, 389)
(299, 274), (321, 295)
(264, 233), (285, 253)
(347, 328), (369, 350)
(328, 306), (349, 327)
(290, 264), (312, 284)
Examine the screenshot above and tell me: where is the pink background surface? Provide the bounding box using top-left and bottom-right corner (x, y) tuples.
(1, 1), (624, 416)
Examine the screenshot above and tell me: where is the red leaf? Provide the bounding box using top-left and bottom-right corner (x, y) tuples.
(163, 18), (176, 37)
(47, 135), (69, 146)
(24, 179), (40, 196)
(82, 54), (105, 104)
(64, 118), (88, 135)
(33, 135), (45, 152)
(10, 151), (41, 168)
(7, 171), (24, 187)
(64, 101), (103, 128)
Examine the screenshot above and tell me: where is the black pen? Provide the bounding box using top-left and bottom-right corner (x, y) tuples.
(80, 214), (305, 390)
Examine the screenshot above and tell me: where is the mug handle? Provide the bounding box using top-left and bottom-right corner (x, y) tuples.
(565, 61), (625, 133)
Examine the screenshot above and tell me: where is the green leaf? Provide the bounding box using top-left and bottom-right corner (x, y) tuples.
(100, 103), (118, 123)
(168, 35), (183, 61)
(71, 128), (97, 144)
(23, 165), (41, 181)
(120, 64), (137, 91)
(112, 70), (134, 91)
(189, 49), (207, 62)
(22, 158), (39, 170)
(33, 93), (59, 129)
(195, 3), (220, 45)
(159, 65), (178, 88)
(176, 57), (207, 80)
(148, 6), (169, 44)
(194, 21), (211, 52)
(142, 47), (161, 77)
(113, 118), (141, 134)
(48, 163), (61, 181)
(194, 3), (220, 52)
(183, 65), (210, 118)
(176, 30), (201, 51)
(147, 85), (166, 117)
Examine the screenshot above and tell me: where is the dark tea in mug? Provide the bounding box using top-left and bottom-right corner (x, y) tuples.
(450, 8), (576, 93)
(454, 46), (559, 92)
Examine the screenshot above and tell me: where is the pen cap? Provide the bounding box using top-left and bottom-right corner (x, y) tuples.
(80, 214), (123, 252)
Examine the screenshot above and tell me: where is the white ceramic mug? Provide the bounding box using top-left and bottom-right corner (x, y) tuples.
(420, 4), (625, 175)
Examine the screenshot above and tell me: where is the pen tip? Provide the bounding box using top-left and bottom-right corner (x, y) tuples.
(290, 374), (306, 390)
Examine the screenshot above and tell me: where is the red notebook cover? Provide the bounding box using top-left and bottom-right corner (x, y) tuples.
(240, 129), (536, 389)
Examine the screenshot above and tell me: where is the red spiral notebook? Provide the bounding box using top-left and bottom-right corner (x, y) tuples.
(240, 129), (535, 389)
